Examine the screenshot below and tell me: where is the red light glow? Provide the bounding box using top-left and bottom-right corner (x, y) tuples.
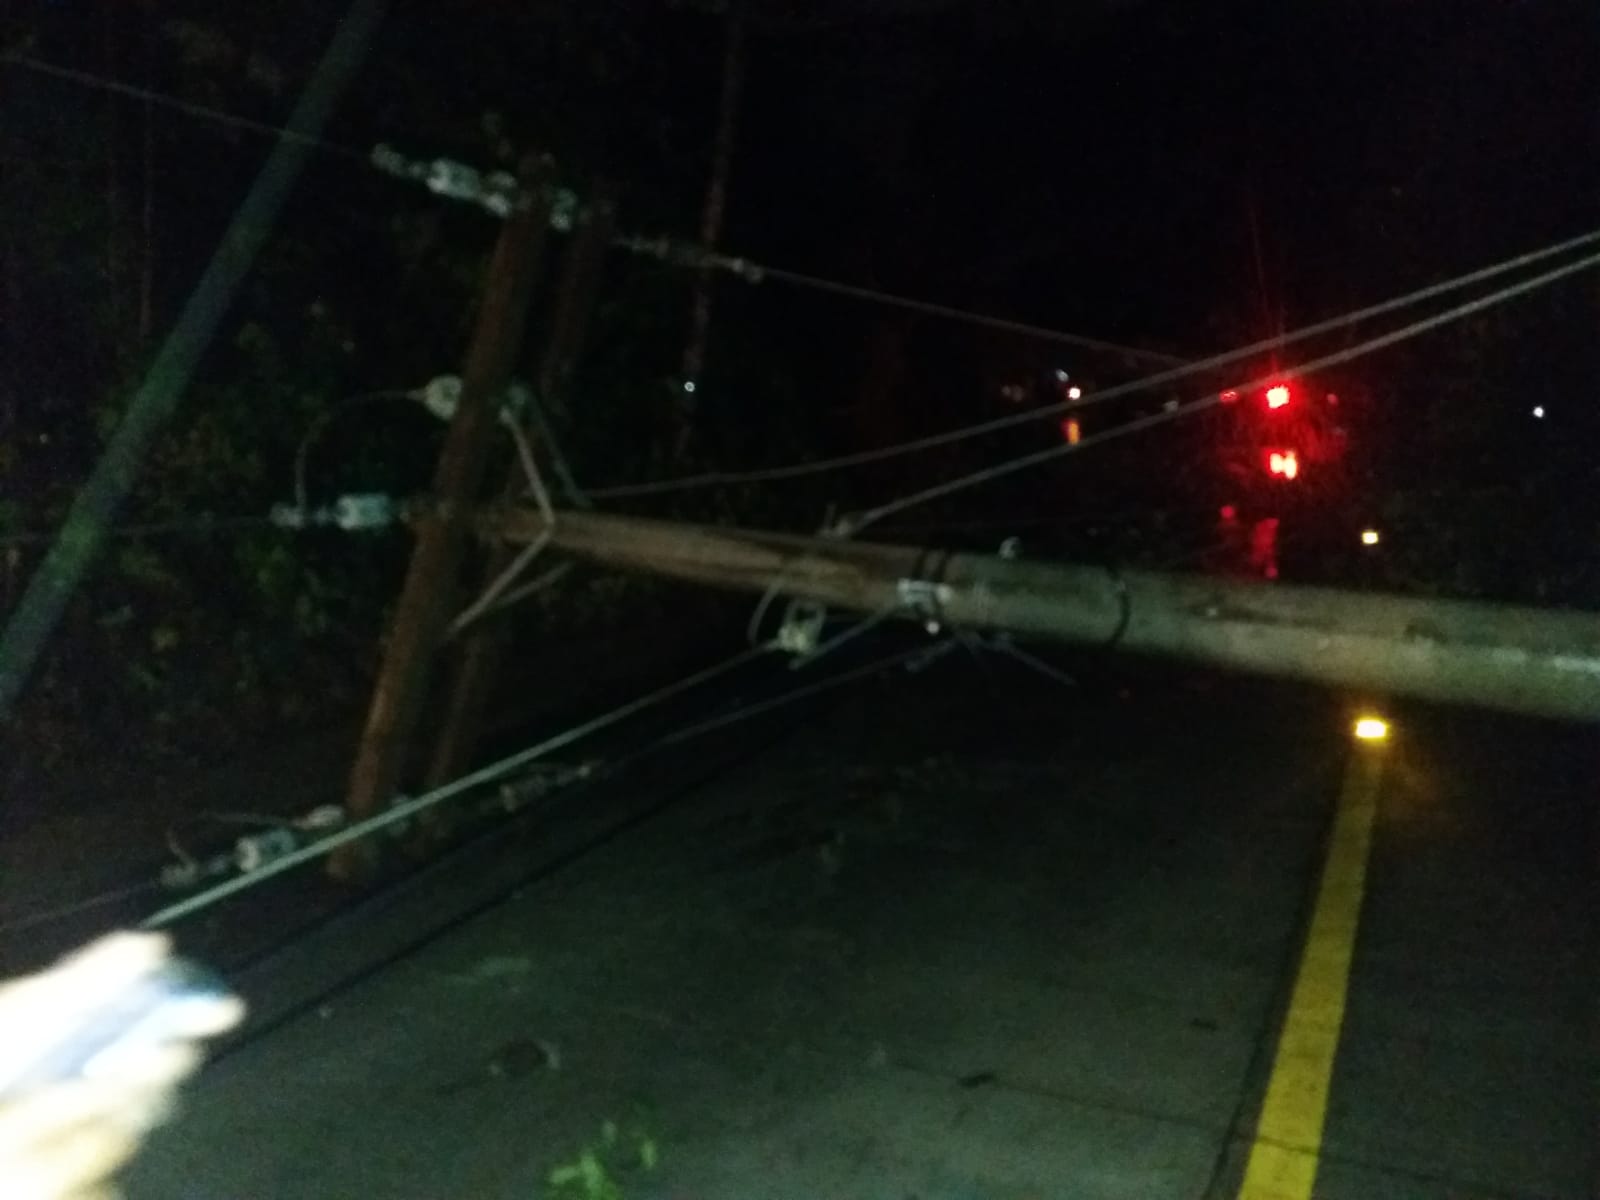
(1219, 504), (1237, 522)
(1220, 389), (1240, 404)
(1061, 418), (1082, 445)
(1265, 384), (1291, 409)
(1266, 449), (1299, 480)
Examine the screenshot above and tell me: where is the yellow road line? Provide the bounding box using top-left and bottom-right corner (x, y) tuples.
(1237, 743), (1386, 1200)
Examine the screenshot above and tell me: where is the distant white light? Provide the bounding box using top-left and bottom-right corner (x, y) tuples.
(1360, 528), (1380, 547)
(683, 380), (697, 394)
(1531, 405), (1545, 418)
(1067, 386), (1083, 400)
(1054, 369), (1069, 383)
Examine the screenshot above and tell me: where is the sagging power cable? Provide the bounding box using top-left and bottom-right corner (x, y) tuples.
(613, 234), (1183, 367)
(607, 641), (939, 769)
(3, 51), (1171, 367)
(0, 880), (162, 939)
(587, 223), (1600, 499)
(139, 641), (777, 929)
(0, 52), (369, 161)
(846, 243), (1600, 534)
(12, 636), (935, 940)
(0, 513), (276, 547)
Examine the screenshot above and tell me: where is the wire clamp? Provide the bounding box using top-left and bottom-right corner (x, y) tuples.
(896, 578), (953, 635)
(233, 829), (299, 874)
(332, 493), (397, 531)
(497, 762), (594, 813)
(413, 374), (528, 427)
(370, 145), (580, 223)
(776, 599), (828, 656)
(269, 494), (398, 532)
(709, 252), (764, 283)
(295, 805), (347, 832)
(611, 233), (764, 282)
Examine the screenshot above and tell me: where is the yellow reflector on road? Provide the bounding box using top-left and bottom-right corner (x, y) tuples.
(1353, 716), (1389, 741)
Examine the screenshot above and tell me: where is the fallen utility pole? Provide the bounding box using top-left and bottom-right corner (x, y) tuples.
(481, 507), (1600, 723)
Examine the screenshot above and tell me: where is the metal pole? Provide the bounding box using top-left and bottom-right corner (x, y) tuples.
(0, 0), (389, 719)
(335, 164), (553, 880)
(482, 507), (1600, 723)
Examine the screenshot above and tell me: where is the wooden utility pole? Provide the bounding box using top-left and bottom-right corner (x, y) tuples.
(479, 506), (1600, 723)
(423, 191), (616, 802)
(334, 162), (554, 880)
(676, 0), (747, 449)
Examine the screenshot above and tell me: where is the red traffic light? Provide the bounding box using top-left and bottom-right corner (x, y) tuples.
(1265, 448), (1299, 480)
(1265, 384), (1291, 409)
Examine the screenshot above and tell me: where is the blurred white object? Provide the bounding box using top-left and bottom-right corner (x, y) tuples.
(0, 933), (243, 1200)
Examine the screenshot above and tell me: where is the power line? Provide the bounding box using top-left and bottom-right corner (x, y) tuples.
(0, 636), (921, 940)
(2, 51), (1198, 383)
(138, 629), (943, 931)
(613, 232), (1187, 389)
(586, 224), (1600, 499)
(141, 641), (775, 928)
(0, 52), (366, 161)
(874, 506), (1156, 539)
(1, 53), (539, 222)
(753, 263), (1189, 366)
(0, 879), (161, 939)
(600, 642), (933, 771)
(847, 244), (1600, 533)
(0, 513), (275, 548)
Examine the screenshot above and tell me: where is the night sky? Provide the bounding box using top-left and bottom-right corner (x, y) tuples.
(728, 1), (1597, 338)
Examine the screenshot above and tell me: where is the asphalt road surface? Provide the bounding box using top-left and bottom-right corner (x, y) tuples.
(122, 640), (1596, 1199)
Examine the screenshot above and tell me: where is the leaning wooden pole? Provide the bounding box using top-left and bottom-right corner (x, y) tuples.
(675, 0), (746, 448)
(333, 162), (553, 880)
(482, 507), (1600, 723)
(423, 191), (616, 802)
